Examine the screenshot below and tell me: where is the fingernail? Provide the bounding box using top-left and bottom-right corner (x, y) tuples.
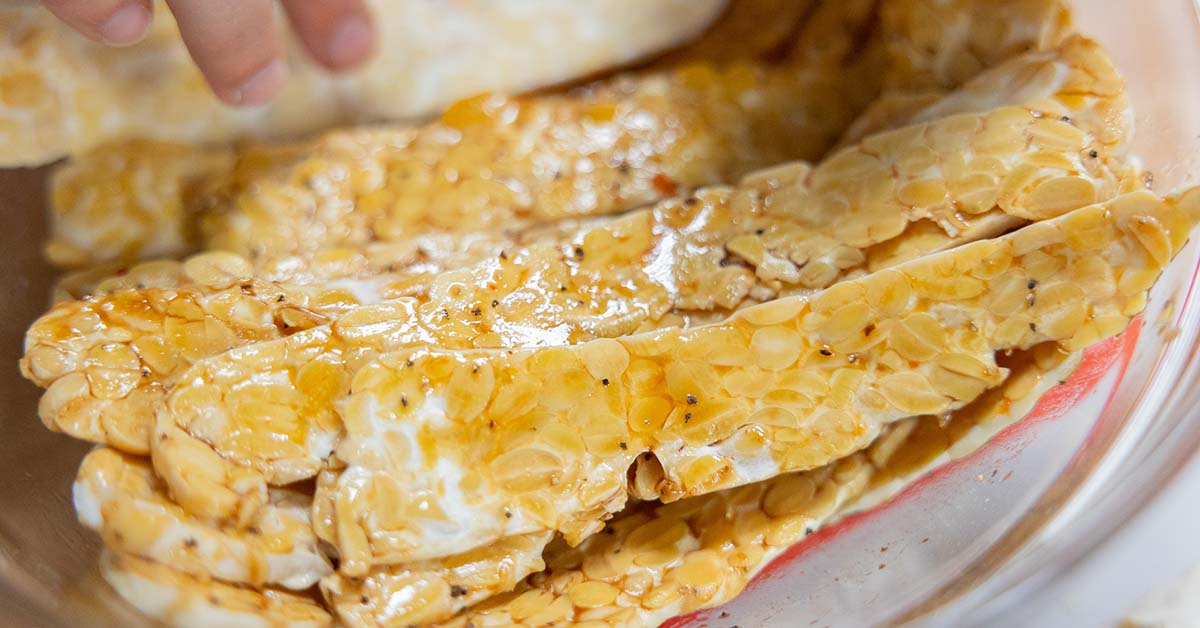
(326, 15), (374, 69)
(226, 58), (288, 106)
(100, 3), (151, 46)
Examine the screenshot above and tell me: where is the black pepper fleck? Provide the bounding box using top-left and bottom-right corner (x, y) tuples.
(684, 197), (698, 206)
(401, 394), (408, 407)
(1029, 322), (1037, 332)
(755, 228), (765, 235)
(1089, 149), (1099, 158)
(491, 300), (499, 307)
(1027, 279), (1038, 289)
(471, 306), (482, 316)
(819, 348), (833, 356)
(504, 511), (512, 519)
(574, 246), (585, 259)
(686, 394), (698, 405)
(184, 537), (197, 548)
(601, 378), (610, 386)
(450, 585), (468, 597)
(360, 596), (370, 604)
(276, 294), (285, 302)
(1060, 115), (1071, 122)
(684, 413), (692, 422)
(619, 441), (627, 450)
(499, 251), (508, 260)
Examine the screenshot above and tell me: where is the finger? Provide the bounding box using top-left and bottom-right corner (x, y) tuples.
(281, 0), (375, 70)
(164, 0), (288, 106)
(40, 0), (152, 46)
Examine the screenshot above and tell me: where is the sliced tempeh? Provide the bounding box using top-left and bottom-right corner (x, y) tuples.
(42, 1), (883, 269)
(438, 344), (1081, 628)
(319, 530), (552, 628)
(20, 250), (424, 454)
(880, 0), (1073, 90)
(322, 188), (1198, 567)
(443, 453), (874, 628)
(75, 448), (330, 590)
(101, 551), (332, 628)
(0, 0), (728, 167)
(839, 36), (1131, 153)
(152, 104), (1130, 511)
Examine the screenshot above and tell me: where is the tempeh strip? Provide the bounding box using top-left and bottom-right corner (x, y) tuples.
(840, 36), (1130, 154)
(442, 453), (874, 628)
(319, 531), (553, 628)
(0, 1), (727, 167)
(75, 448), (330, 590)
(101, 551), (332, 628)
(20, 251), (421, 454)
(437, 345), (1081, 628)
(153, 104), (1129, 506)
(880, 0), (1073, 90)
(322, 189), (1198, 568)
(43, 1), (882, 269)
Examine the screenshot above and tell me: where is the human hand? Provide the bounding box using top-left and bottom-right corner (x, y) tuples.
(38, 0), (375, 105)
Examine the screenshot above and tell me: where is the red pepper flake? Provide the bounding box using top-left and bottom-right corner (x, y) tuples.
(652, 173), (678, 197)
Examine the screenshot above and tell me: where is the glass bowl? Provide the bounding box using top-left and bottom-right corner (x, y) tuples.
(1, 1), (1198, 626)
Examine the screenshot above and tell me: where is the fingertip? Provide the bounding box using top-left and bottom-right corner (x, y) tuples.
(215, 57), (289, 106)
(98, 2), (151, 46)
(325, 14), (374, 70)
(281, 0), (376, 71)
(41, 0), (152, 46)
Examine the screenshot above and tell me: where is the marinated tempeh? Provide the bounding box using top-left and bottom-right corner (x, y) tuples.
(75, 448), (331, 590)
(152, 104), (1130, 508)
(43, 0), (883, 269)
(881, 0), (1073, 90)
(20, 251), (422, 454)
(0, 0), (727, 167)
(444, 455), (872, 628)
(22, 3), (1200, 627)
(437, 345), (1080, 628)
(839, 36), (1131, 152)
(23, 30), (1137, 461)
(100, 551), (333, 628)
(320, 531), (553, 628)
(323, 189), (1197, 568)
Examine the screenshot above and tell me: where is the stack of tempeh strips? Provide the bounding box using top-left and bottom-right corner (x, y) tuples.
(16, 1), (1199, 627)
